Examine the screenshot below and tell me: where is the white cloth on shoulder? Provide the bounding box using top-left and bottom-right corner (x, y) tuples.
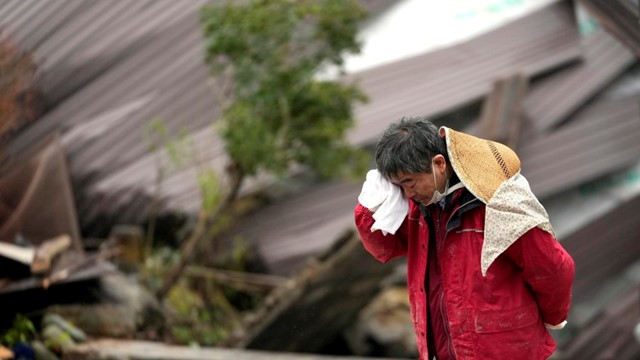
(358, 169), (409, 235)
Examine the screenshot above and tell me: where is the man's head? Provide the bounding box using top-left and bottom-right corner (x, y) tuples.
(375, 117), (451, 204)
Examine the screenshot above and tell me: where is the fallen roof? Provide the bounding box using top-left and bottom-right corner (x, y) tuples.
(557, 191), (640, 300)
(221, 180), (362, 276)
(519, 95), (640, 199)
(347, 0), (581, 146)
(561, 283), (640, 359)
(227, 233), (397, 352)
(577, 0), (640, 58)
(523, 28), (636, 134)
(3, 0), (448, 225)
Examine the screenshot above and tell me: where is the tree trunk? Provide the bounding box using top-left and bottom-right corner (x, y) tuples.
(154, 163), (244, 300)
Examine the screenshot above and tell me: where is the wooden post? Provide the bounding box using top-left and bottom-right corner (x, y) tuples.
(478, 74), (528, 149)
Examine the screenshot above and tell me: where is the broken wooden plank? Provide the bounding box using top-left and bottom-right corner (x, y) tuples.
(478, 74), (528, 149)
(0, 242), (33, 265)
(64, 339), (403, 360)
(185, 266), (287, 292)
(31, 234), (71, 274)
(224, 231), (399, 353)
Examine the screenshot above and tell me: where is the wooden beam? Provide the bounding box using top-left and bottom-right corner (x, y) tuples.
(478, 74), (528, 149)
(225, 232), (398, 352)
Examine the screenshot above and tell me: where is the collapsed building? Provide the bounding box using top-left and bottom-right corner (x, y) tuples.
(0, 0), (639, 358)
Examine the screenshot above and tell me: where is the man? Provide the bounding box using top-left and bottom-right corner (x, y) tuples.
(354, 117), (575, 359)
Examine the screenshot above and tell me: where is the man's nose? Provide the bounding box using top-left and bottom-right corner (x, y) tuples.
(402, 186), (416, 199)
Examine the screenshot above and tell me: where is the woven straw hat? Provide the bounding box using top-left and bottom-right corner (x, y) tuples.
(440, 127), (554, 276)
(440, 127), (521, 204)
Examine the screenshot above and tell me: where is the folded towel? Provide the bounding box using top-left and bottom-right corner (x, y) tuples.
(358, 169), (409, 235)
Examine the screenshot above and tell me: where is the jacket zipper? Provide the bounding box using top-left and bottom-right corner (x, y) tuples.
(435, 207), (455, 359)
(436, 197), (478, 360)
(440, 292), (455, 359)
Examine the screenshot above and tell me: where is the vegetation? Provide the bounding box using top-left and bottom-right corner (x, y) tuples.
(138, 0), (370, 346)
(0, 314), (35, 347)
(154, 0), (369, 305)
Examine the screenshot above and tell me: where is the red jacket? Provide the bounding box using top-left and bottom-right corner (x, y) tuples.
(355, 188), (575, 359)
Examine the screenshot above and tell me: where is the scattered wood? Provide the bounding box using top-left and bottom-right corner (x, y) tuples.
(42, 246), (120, 289)
(0, 234), (71, 276)
(63, 339), (402, 360)
(185, 266), (287, 293)
(223, 231), (399, 353)
(31, 234), (71, 274)
(0, 242), (33, 265)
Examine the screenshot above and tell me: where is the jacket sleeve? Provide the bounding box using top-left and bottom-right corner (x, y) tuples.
(354, 203), (408, 263)
(503, 226), (575, 326)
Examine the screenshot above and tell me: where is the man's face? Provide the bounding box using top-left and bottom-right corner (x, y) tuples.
(389, 155), (448, 205)
(390, 170), (437, 205)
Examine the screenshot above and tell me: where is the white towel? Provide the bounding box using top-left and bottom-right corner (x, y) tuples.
(358, 169), (409, 235)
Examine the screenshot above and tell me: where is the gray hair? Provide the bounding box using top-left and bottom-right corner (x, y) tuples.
(375, 116), (448, 179)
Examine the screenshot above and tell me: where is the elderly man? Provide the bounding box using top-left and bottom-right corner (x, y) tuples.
(355, 117), (575, 359)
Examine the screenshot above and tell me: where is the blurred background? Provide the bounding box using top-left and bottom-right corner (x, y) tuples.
(0, 0), (639, 359)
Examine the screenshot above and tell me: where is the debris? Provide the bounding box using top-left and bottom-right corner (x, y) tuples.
(42, 324), (75, 353)
(42, 314), (86, 343)
(346, 286), (417, 358)
(0, 241), (33, 266)
(225, 232), (397, 353)
(31, 341), (60, 360)
(44, 272), (164, 338)
(31, 235), (71, 275)
(108, 225), (144, 274)
(63, 339), (405, 360)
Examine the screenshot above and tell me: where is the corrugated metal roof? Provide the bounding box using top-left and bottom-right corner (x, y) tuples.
(561, 192), (640, 300)
(1, 0), (211, 110)
(347, 0), (581, 145)
(520, 95), (640, 199)
(4, 0), (222, 224)
(577, 0), (640, 58)
(1, 0), (414, 224)
(523, 28), (636, 133)
(562, 285), (640, 359)
(221, 94), (640, 276)
(3, 1), (640, 355)
(558, 195), (640, 358)
(219, 180), (361, 275)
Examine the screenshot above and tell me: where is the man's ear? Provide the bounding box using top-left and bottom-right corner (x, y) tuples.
(432, 154), (447, 171)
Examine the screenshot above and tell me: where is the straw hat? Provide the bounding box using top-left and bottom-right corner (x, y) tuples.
(440, 127), (520, 204)
(440, 126), (554, 276)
